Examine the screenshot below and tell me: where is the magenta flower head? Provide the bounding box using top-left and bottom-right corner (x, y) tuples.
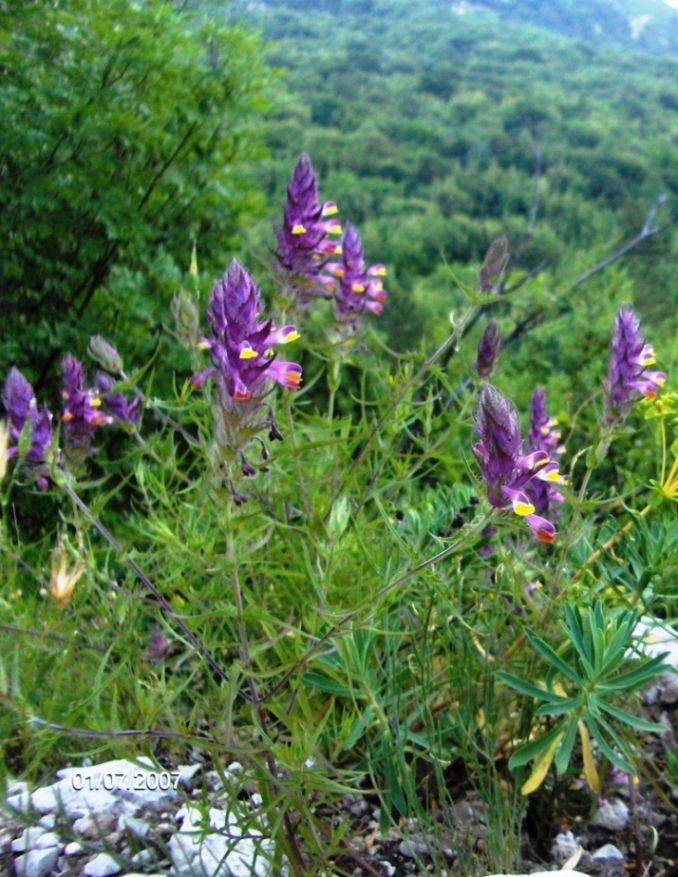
(479, 236), (509, 294)
(475, 319), (501, 378)
(193, 260), (302, 403)
(329, 223), (387, 330)
(192, 260), (302, 494)
(93, 372), (142, 425)
(61, 354), (114, 454)
(604, 307), (665, 425)
(275, 153), (342, 297)
(2, 367), (53, 489)
(473, 384), (565, 543)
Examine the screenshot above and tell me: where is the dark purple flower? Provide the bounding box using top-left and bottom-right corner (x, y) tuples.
(61, 354), (113, 449)
(475, 319), (501, 378)
(1, 367), (53, 488)
(329, 223), (387, 329)
(192, 260), (302, 403)
(479, 236), (509, 293)
(473, 384), (564, 542)
(526, 387), (566, 517)
(605, 307), (665, 424)
(275, 153), (342, 295)
(93, 372), (142, 424)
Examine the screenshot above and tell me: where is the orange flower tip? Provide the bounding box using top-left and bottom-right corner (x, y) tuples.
(291, 223), (306, 235)
(536, 529), (556, 544)
(311, 254), (321, 261)
(234, 389), (251, 400)
(287, 373), (302, 387)
(61, 391), (70, 401)
(62, 412), (73, 422)
(330, 267), (344, 277)
(352, 283), (366, 294)
(239, 347), (258, 360)
(643, 389), (657, 399)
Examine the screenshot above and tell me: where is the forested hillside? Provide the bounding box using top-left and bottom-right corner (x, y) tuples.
(214, 0), (678, 404)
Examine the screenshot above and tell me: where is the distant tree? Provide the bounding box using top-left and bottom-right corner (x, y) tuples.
(1, 0), (270, 389)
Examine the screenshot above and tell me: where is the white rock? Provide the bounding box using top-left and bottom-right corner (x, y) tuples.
(6, 789), (31, 814)
(592, 797), (629, 831)
(64, 841), (86, 856)
(35, 831), (61, 849)
(11, 827), (47, 853)
(175, 764), (202, 786)
(592, 843), (625, 863)
(13, 846), (59, 877)
(632, 618), (678, 669)
(82, 852), (122, 877)
(118, 813), (150, 838)
(169, 805), (274, 877)
(36, 814), (55, 829)
(486, 873), (590, 877)
(551, 830), (580, 863)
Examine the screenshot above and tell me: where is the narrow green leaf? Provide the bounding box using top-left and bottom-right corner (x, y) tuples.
(554, 716), (578, 776)
(508, 722), (567, 769)
(596, 654), (670, 692)
(535, 696), (582, 717)
(585, 716), (634, 774)
(496, 671), (568, 703)
(303, 673), (353, 698)
(524, 629), (585, 686)
(596, 698), (666, 733)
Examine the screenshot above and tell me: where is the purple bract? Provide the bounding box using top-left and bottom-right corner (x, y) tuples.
(476, 319), (501, 378)
(604, 307), (665, 424)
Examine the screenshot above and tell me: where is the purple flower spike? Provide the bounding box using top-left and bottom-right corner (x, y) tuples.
(476, 319), (501, 378)
(275, 153), (342, 296)
(330, 223), (387, 329)
(473, 384), (564, 542)
(2, 367), (53, 488)
(197, 260), (302, 404)
(479, 236), (509, 293)
(61, 354), (113, 450)
(605, 307), (666, 424)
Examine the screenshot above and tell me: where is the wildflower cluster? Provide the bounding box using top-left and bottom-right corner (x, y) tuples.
(0, 342), (140, 486)
(276, 153), (387, 330)
(473, 384), (565, 542)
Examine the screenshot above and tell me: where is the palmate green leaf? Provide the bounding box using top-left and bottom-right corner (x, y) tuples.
(496, 671), (569, 703)
(508, 722), (568, 769)
(524, 629), (585, 686)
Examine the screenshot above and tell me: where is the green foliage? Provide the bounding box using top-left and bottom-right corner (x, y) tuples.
(1, 0), (270, 390)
